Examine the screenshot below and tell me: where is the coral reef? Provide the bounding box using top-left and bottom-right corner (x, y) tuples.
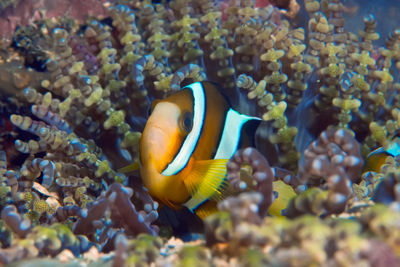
(0, 0), (399, 266)
(0, 0), (114, 41)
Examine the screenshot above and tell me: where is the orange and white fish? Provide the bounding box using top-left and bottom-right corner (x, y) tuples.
(136, 81), (261, 219)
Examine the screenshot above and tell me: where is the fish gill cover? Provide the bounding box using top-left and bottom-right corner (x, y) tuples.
(0, 0), (399, 266)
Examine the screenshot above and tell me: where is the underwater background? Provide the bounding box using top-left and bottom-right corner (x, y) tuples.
(0, 0), (400, 266)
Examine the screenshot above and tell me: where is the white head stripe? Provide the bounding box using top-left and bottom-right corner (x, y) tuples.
(161, 82), (205, 176)
(214, 109), (260, 160)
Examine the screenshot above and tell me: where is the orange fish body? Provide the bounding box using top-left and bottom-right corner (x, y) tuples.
(139, 82), (260, 218)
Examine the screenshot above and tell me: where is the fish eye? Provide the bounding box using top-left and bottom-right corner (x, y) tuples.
(180, 111), (193, 134)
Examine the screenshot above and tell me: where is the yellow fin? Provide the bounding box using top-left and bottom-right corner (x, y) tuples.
(183, 159), (229, 211)
(194, 201), (218, 219)
(363, 152), (390, 173)
(118, 162), (140, 173)
(268, 180), (297, 217)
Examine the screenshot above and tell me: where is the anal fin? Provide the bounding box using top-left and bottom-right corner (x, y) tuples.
(193, 200), (218, 219)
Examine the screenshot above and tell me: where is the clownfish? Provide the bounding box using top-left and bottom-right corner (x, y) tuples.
(136, 81), (261, 219)
(363, 140), (400, 173)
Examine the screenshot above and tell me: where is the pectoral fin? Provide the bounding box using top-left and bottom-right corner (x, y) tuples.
(183, 159), (229, 212)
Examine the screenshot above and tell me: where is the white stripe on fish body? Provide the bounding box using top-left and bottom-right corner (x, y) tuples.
(214, 109), (261, 159)
(184, 109), (261, 212)
(162, 82), (205, 176)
